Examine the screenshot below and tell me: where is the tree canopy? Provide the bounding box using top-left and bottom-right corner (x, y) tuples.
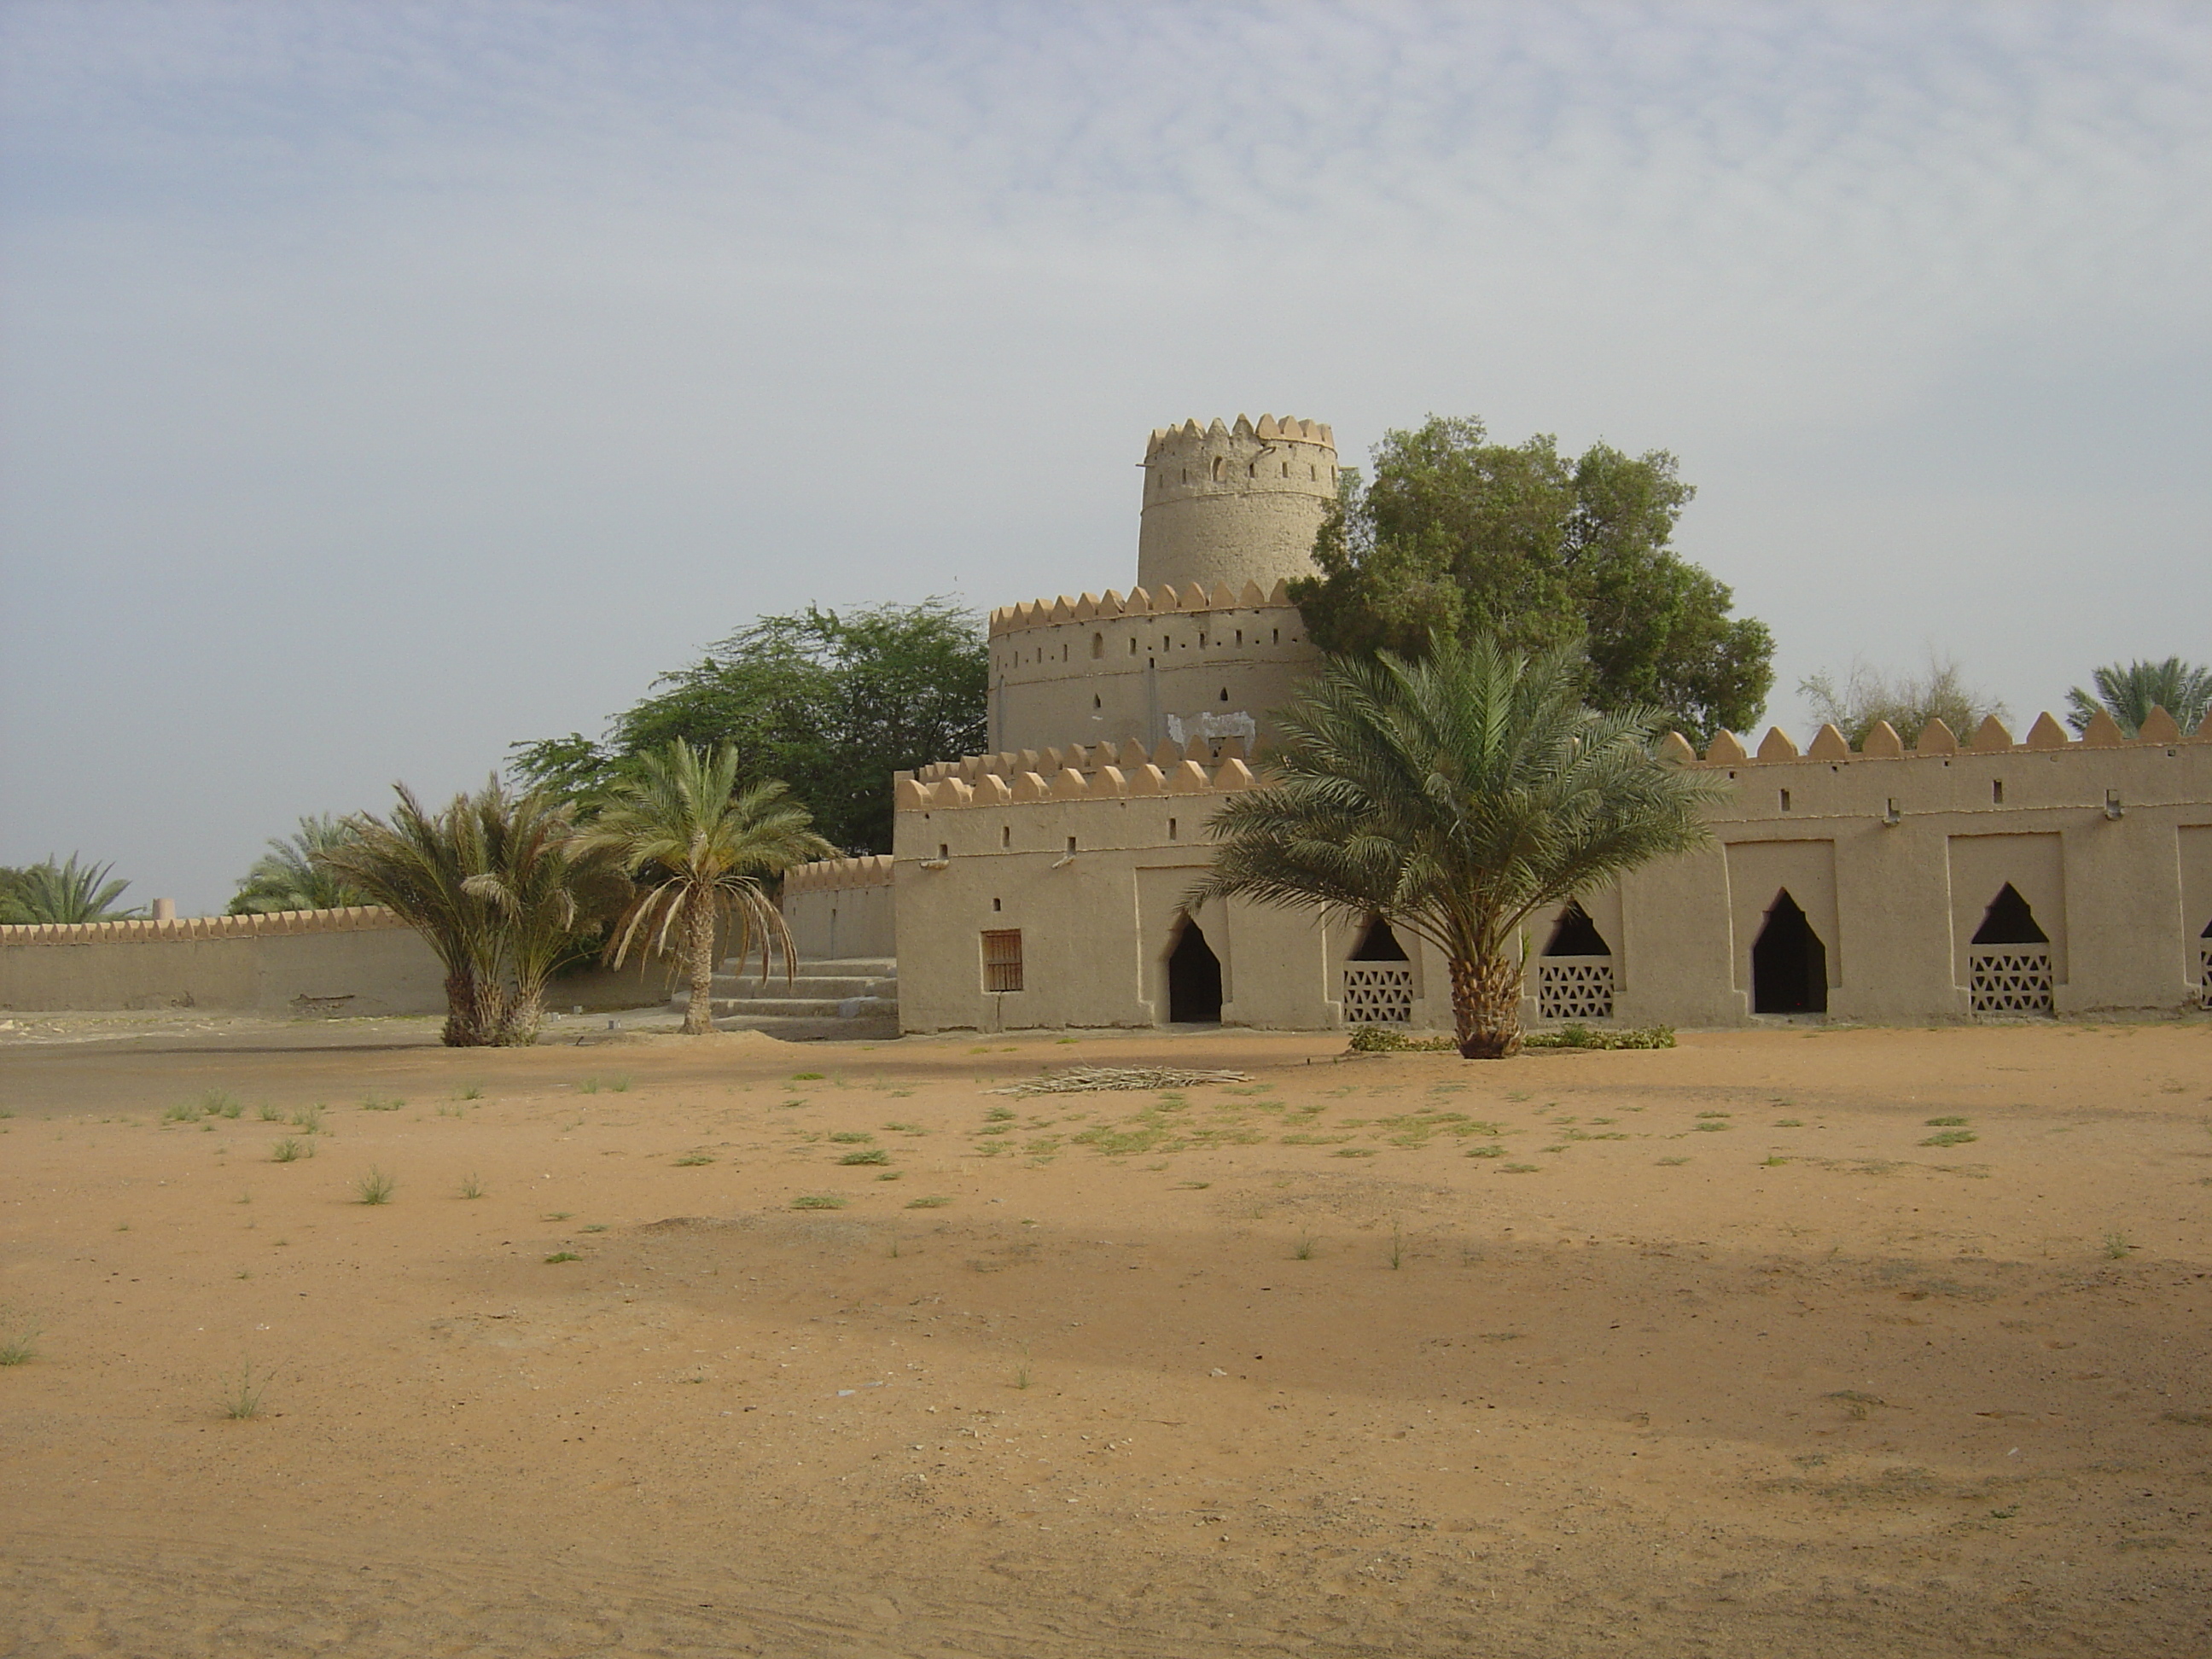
(1800, 657), (2008, 749)
(509, 599), (988, 855)
(1288, 416), (1774, 742)
(227, 815), (371, 915)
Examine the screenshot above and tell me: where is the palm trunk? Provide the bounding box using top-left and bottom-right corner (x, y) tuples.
(1450, 950), (1524, 1060)
(441, 967), (486, 1047)
(683, 897), (718, 1035)
(499, 984), (544, 1046)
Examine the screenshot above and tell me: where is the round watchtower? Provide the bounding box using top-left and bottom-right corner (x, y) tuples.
(1137, 414), (1337, 596)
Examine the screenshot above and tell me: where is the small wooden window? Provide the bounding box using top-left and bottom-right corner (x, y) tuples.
(981, 929), (1024, 992)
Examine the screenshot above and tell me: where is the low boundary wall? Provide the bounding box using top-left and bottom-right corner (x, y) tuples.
(782, 856), (896, 962)
(0, 906), (674, 1016)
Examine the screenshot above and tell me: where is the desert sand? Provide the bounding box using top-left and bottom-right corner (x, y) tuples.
(2, 1014), (2209, 1657)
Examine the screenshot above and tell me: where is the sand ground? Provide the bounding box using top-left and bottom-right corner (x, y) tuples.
(2, 1014), (2209, 1657)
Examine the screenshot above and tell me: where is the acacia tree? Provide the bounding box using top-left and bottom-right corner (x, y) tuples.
(511, 599), (987, 853)
(2065, 658), (2211, 737)
(1799, 657), (2008, 749)
(574, 742), (835, 1036)
(1190, 640), (1723, 1058)
(1289, 417), (1773, 743)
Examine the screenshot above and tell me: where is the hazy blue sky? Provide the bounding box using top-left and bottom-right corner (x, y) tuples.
(3, 2), (2207, 913)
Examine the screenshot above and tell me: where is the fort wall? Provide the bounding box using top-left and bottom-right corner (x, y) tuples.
(1136, 415), (1336, 596)
(891, 714), (2212, 1033)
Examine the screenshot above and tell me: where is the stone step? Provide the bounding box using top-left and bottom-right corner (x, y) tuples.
(710, 974), (896, 1001)
(710, 1012), (903, 1043)
(720, 954), (896, 980)
(707, 994), (898, 1022)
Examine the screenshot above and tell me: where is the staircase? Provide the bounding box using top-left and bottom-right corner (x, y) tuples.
(672, 952), (900, 1042)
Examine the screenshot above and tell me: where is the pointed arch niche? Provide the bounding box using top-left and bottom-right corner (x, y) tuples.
(1751, 890), (1829, 1014)
(1342, 917), (1415, 1026)
(1966, 882), (2054, 1015)
(1166, 914), (1224, 1024)
(1947, 833), (2065, 1016)
(1536, 900), (1615, 1022)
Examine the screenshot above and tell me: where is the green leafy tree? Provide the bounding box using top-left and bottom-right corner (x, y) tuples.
(511, 600), (988, 853)
(573, 742), (835, 1036)
(319, 781), (619, 1046)
(2065, 658), (2212, 738)
(227, 816), (371, 915)
(1289, 416), (1773, 742)
(1189, 640), (1723, 1059)
(0, 854), (140, 924)
(1800, 657), (2007, 748)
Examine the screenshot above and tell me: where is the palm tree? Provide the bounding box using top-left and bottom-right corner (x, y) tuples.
(2065, 658), (2212, 737)
(227, 815), (370, 915)
(458, 790), (629, 1045)
(0, 854), (140, 924)
(318, 784), (508, 1046)
(1190, 640), (1724, 1058)
(575, 741), (835, 1035)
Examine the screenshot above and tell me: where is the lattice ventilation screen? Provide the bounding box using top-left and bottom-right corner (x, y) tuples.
(1970, 946), (2053, 1016)
(2199, 944), (2210, 1011)
(1343, 963), (1416, 1025)
(1538, 958), (1615, 1022)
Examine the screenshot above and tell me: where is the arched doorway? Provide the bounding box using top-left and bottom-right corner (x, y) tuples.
(1751, 890), (1828, 1014)
(1167, 918), (1223, 1023)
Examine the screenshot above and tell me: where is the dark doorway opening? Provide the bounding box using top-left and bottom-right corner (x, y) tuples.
(1751, 890), (1828, 1014)
(1350, 917), (1410, 962)
(1167, 919), (1223, 1023)
(1972, 883), (2049, 946)
(1545, 900), (1612, 957)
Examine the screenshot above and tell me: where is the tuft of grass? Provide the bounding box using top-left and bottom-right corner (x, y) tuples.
(360, 1095), (402, 1112)
(1773, 1118), (1803, 1127)
(673, 1154), (714, 1167)
(1920, 1130), (1978, 1148)
(2103, 1231), (2134, 1260)
(875, 1170), (903, 1181)
(883, 1121), (926, 1134)
(580, 1223), (607, 1233)
(1657, 1155), (1691, 1166)
(1465, 1144), (1507, 1159)
(838, 1148), (891, 1166)
(906, 1196), (953, 1209)
(198, 1089), (242, 1119)
(607, 1075), (631, 1093)
(351, 1167), (396, 1205)
(1761, 1155), (1790, 1167)
(1924, 1115), (1969, 1126)
(1292, 1235), (1318, 1260)
(828, 1131), (875, 1144)
(985, 1106), (1016, 1122)
(1500, 1163), (1540, 1173)
(791, 1072), (825, 1081)
(163, 1100), (202, 1124)
(290, 1104), (323, 1132)
(457, 1172), (486, 1199)
(1332, 1147), (1380, 1159)
(542, 1211), (573, 1221)
(544, 1251), (581, 1263)
(0, 1317), (40, 1366)
(792, 1194), (847, 1210)
(1387, 1223), (1405, 1270)
(223, 1360), (271, 1420)
(257, 1102), (286, 1122)
(456, 1084), (484, 1101)
(270, 1138), (311, 1163)
(578, 1078), (601, 1094)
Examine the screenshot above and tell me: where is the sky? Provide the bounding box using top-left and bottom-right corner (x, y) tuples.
(3, 1), (2207, 914)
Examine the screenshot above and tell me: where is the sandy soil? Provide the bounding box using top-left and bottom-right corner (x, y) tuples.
(3, 1016), (2209, 1657)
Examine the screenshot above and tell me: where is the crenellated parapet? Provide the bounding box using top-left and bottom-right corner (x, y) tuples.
(1673, 706), (2212, 767)
(987, 579), (1296, 638)
(898, 755), (1264, 812)
(781, 854), (894, 893)
(1138, 414), (1337, 597)
(0, 905), (406, 947)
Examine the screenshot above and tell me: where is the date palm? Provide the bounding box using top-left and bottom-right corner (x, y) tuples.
(0, 853), (139, 924)
(228, 815), (369, 915)
(2065, 658), (2212, 738)
(457, 789), (630, 1045)
(575, 741), (835, 1035)
(1190, 639), (1724, 1058)
(318, 785), (506, 1045)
